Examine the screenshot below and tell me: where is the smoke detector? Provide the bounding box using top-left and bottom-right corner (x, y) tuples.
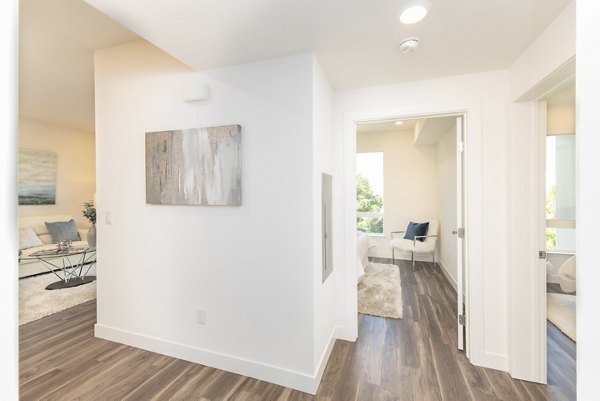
(398, 38), (420, 53)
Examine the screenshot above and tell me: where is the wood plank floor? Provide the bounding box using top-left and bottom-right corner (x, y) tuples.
(20, 259), (575, 400)
(545, 282), (577, 401)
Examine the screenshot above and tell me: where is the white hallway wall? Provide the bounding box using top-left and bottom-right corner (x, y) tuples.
(311, 55), (337, 378)
(507, 1), (600, 392)
(18, 117), (96, 228)
(93, 41), (334, 393)
(334, 69), (509, 369)
(356, 130), (438, 260)
(506, 1), (575, 382)
(0, 0), (18, 397)
(509, 2), (575, 101)
(577, 0), (600, 399)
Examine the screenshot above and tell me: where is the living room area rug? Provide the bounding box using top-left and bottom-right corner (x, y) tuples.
(547, 292), (576, 342)
(358, 262), (403, 319)
(19, 265), (96, 325)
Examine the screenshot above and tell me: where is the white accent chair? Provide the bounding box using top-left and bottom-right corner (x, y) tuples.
(390, 219), (439, 270)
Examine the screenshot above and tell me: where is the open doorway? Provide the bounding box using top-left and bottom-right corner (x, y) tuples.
(16, 0), (135, 326)
(543, 83), (576, 399)
(354, 114), (468, 352)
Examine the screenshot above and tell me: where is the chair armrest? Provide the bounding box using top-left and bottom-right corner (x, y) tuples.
(390, 230), (406, 239)
(413, 234), (438, 245)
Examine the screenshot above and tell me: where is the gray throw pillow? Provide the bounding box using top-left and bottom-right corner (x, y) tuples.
(45, 219), (80, 243)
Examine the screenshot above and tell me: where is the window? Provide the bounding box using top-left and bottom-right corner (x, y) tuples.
(356, 152), (384, 234)
(546, 134), (576, 252)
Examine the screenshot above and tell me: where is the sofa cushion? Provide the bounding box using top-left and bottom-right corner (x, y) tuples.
(20, 214), (77, 244)
(19, 227), (44, 250)
(45, 219), (81, 243)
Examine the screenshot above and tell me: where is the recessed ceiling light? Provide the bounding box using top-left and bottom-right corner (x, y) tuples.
(400, 0), (431, 24)
(395, 121), (404, 125)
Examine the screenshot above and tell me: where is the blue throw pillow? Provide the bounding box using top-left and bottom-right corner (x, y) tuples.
(403, 222), (418, 240)
(403, 221), (429, 242)
(45, 219), (80, 243)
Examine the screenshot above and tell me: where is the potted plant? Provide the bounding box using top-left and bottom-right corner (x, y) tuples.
(82, 200), (96, 248)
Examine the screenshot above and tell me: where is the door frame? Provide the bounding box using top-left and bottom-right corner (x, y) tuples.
(341, 99), (484, 363)
(456, 115), (466, 352)
(537, 100), (548, 383)
(508, 57), (575, 383)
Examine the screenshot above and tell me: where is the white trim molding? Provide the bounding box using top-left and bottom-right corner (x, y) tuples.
(341, 99), (495, 369)
(508, 61), (575, 384)
(313, 326), (338, 390)
(95, 324), (328, 395)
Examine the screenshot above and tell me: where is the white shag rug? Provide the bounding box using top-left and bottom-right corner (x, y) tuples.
(547, 293), (576, 342)
(358, 263), (403, 319)
(19, 266), (96, 325)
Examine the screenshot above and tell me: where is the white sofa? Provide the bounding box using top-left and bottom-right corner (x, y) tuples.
(357, 231), (376, 281)
(558, 256), (576, 293)
(546, 253), (576, 293)
(19, 214), (89, 278)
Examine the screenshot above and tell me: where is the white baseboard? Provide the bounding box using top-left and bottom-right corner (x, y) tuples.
(313, 327), (338, 390)
(95, 323), (322, 394)
(482, 351), (509, 371)
(437, 260), (457, 292)
(334, 324), (357, 342)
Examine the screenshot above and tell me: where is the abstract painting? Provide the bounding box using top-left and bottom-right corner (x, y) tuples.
(146, 125), (242, 206)
(18, 148), (57, 205)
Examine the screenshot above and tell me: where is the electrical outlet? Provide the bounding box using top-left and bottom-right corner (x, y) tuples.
(196, 308), (206, 325)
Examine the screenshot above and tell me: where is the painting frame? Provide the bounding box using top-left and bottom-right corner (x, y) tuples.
(145, 124), (242, 206)
(18, 148), (58, 206)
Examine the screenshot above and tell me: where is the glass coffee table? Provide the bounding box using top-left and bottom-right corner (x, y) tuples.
(22, 246), (97, 290)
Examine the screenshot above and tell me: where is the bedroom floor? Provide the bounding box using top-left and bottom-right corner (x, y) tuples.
(546, 283), (577, 401)
(19, 259), (574, 400)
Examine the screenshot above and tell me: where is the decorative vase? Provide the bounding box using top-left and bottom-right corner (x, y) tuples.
(87, 223), (97, 248)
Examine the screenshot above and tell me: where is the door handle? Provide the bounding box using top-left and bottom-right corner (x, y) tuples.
(453, 228), (465, 238)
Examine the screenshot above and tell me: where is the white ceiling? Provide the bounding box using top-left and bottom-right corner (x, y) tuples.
(19, 0), (138, 132)
(414, 116), (456, 145)
(356, 119), (418, 134)
(20, 0), (571, 132)
(356, 116), (455, 147)
(85, 0), (571, 90)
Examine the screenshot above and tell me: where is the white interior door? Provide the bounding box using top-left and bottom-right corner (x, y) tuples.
(456, 115), (466, 351)
(537, 100), (548, 382)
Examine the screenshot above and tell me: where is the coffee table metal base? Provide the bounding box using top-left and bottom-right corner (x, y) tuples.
(46, 275), (96, 290)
